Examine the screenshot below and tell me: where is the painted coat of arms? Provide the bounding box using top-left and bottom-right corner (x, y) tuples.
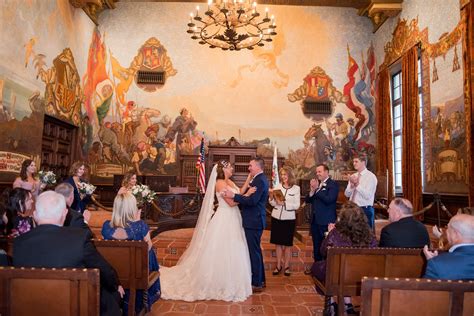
(135, 38), (177, 92)
(304, 74), (330, 99)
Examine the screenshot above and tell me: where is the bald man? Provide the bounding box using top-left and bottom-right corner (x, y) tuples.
(13, 191), (123, 315)
(379, 198), (430, 248)
(423, 214), (474, 280)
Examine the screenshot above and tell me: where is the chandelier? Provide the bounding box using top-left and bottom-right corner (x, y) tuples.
(187, 0), (277, 51)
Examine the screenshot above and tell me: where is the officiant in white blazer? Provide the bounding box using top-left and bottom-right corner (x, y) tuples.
(269, 166), (300, 277)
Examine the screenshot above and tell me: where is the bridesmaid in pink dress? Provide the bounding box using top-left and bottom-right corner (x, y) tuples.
(12, 159), (44, 198)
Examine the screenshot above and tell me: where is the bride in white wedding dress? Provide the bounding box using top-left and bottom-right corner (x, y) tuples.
(160, 160), (255, 302)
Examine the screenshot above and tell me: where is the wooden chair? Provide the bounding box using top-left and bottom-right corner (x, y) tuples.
(361, 277), (474, 316)
(313, 247), (426, 316)
(0, 266), (100, 316)
(93, 239), (159, 316)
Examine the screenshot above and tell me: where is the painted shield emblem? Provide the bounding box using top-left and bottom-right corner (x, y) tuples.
(305, 75), (329, 100)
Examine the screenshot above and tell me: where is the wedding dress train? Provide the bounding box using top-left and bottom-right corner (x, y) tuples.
(159, 166), (252, 302)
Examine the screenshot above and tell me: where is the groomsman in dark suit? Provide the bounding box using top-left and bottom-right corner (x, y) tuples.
(224, 157), (269, 292)
(305, 164), (339, 267)
(13, 191), (123, 315)
(423, 214), (474, 280)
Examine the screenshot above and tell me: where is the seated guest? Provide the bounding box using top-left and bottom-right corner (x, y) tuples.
(55, 183), (92, 235)
(6, 188), (35, 237)
(12, 159), (44, 198)
(64, 161), (92, 214)
(311, 202), (377, 314)
(379, 198), (430, 248)
(431, 207), (474, 250)
(13, 191), (123, 315)
(102, 193), (161, 315)
(423, 214), (474, 280)
(117, 171), (137, 195)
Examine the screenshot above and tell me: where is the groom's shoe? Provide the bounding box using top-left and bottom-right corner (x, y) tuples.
(252, 286), (264, 293)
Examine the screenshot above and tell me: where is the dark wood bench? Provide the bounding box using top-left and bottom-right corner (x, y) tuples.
(93, 239), (159, 316)
(313, 247), (426, 316)
(361, 277), (474, 315)
(0, 266), (100, 316)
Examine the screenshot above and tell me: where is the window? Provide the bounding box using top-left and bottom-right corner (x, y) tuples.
(391, 71), (402, 193)
(390, 56), (423, 194)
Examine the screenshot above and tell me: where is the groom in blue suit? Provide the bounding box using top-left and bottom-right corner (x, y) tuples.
(225, 157), (269, 291)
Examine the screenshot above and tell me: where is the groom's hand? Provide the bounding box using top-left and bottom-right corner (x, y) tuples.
(243, 186), (256, 197)
(222, 189), (236, 199)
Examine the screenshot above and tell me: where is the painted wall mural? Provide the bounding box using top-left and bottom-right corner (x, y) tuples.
(286, 46), (377, 180)
(91, 3), (376, 181)
(25, 45), (83, 125)
(377, 10), (466, 194)
(0, 0), (94, 182)
(0, 0), (463, 192)
(373, 0), (466, 195)
(81, 29), (185, 177)
(0, 77), (43, 159)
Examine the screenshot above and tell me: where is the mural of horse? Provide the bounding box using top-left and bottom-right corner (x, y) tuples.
(304, 123), (331, 166)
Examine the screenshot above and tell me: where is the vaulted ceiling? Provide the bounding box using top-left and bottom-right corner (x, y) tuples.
(69, 0), (403, 32)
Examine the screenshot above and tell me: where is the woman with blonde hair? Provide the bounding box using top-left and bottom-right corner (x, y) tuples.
(269, 166), (300, 276)
(117, 171), (138, 195)
(101, 193), (161, 314)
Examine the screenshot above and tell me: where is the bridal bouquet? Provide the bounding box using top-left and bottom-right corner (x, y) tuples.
(38, 170), (56, 185)
(78, 182), (96, 195)
(131, 184), (157, 206)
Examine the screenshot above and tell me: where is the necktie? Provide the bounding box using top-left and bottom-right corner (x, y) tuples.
(316, 181), (325, 193)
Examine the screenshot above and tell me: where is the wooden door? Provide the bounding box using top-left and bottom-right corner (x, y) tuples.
(41, 115), (78, 181)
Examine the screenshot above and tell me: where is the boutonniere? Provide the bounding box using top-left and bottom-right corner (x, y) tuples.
(321, 182), (327, 188)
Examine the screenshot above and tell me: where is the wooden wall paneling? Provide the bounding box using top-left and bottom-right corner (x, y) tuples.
(41, 115), (78, 180)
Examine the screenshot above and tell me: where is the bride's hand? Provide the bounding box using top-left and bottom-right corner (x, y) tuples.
(245, 173), (252, 184)
(244, 186), (257, 197)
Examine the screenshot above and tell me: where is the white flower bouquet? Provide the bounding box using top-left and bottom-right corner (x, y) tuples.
(77, 182), (96, 195)
(38, 170), (57, 185)
(131, 184), (157, 206)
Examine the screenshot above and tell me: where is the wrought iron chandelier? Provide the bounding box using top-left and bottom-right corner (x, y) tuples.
(187, 0), (277, 51)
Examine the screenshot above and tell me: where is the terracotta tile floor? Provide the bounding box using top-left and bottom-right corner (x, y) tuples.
(147, 220), (436, 315)
(150, 229), (327, 315)
(149, 271), (328, 315)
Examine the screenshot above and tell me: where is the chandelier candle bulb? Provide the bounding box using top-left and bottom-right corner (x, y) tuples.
(265, 7), (268, 18)
(196, 5), (200, 16)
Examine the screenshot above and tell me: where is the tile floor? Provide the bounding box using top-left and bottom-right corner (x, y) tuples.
(149, 271), (328, 315)
(150, 229), (327, 315)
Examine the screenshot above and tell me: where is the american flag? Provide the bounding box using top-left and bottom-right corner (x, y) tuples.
(196, 138), (206, 193)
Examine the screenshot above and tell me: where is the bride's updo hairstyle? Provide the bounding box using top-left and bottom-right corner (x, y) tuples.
(216, 160), (230, 180)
